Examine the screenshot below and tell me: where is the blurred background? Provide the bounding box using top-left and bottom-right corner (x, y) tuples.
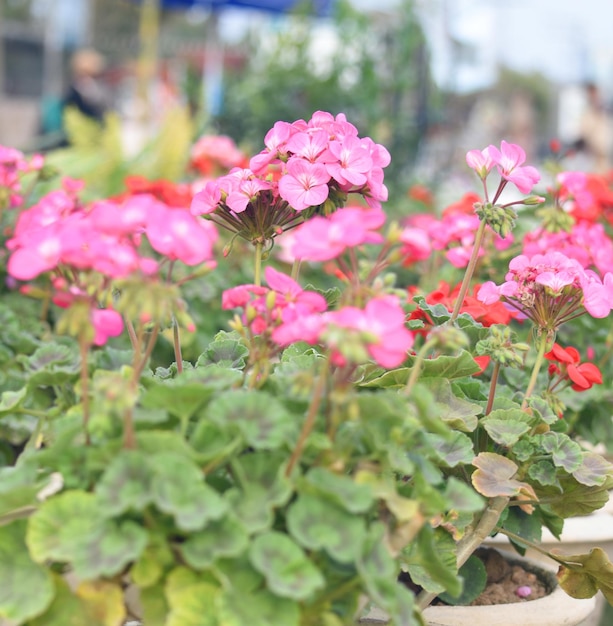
(1, 0), (613, 197)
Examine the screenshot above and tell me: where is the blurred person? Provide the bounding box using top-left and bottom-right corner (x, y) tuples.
(63, 48), (111, 124)
(574, 82), (613, 173)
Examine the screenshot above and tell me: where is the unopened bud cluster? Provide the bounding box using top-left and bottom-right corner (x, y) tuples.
(476, 325), (529, 368)
(474, 202), (517, 238)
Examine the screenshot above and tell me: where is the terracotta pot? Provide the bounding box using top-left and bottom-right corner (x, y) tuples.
(358, 554), (598, 626)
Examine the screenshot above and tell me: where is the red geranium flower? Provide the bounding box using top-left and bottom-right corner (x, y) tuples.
(545, 343), (603, 391)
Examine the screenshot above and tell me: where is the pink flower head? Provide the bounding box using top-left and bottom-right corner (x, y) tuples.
(225, 177), (272, 213)
(466, 147), (496, 179)
(146, 204), (218, 266)
(278, 157), (331, 211)
(487, 140), (541, 194)
(321, 136), (373, 187)
(190, 180), (222, 215)
(249, 121), (295, 173)
(291, 206), (385, 262)
(92, 308), (124, 346)
(324, 295), (413, 368)
(477, 251), (612, 329)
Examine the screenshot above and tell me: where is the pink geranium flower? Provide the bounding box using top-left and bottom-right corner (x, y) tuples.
(487, 140), (540, 194)
(278, 158), (331, 211)
(291, 206), (385, 262)
(91, 308), (124, 346)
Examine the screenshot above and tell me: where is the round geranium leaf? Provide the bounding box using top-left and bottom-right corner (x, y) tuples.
(26, 491), (148, 580)
(0, 520), (54, 623)
(249, 531), (325, 601)
(207, 390), (297, 449)
(180, 515), (249, 569)
(151, 452), (227, 531)
(303, 467), (374, 513)
(286, 493), (366, 563)
(217, 587), (300, 626)
(95, 450), (154, 516)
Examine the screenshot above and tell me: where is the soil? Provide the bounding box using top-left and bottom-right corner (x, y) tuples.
(399, 547), (551, 606)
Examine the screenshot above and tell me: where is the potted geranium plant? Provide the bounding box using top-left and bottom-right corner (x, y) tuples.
(0, 114), (612, 626)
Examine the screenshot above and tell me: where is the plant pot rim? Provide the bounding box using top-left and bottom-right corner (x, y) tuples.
(422, 554), (596, 626)
(358, 552), (597, 626)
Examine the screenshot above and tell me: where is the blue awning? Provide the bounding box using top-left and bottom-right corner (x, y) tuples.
(160, 0), (333, 17)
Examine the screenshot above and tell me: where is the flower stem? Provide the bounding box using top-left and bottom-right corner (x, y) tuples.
(254, 240), (263, 286)
(173, 316), (183, 374)
(290, 258), (302, 281)
(405, 338), (436, 396)
(522, 330), (548, 409)
(285, 358), (329, 477)
(485, 361), (501, 415)
(78, 338), (91, 445)
(449, 218), (487, 323)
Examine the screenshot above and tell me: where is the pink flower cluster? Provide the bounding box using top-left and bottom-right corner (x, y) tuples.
(191, 111), (391, 224)
(0, 145), (44, 208)
(250, 111), (391, 211)
(8, 185), (217, 282)
(402, 213), (512, 269)
(478, 251), (613, 329)
(523, 221), (613, 277)
(7, 181), (218, 345)
(223, 267), (412, 369)
(466, 140), (540, 194)
(289, 205), (385, 262)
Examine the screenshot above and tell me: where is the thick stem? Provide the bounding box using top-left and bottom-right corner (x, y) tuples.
(417, 495), (510, 610)
(290, 258), (302, 281)
(285, 359), (329, 478)
(522, 330), (548, 409)
(78, 338), (91, 445)
(449, 219), (488, 323)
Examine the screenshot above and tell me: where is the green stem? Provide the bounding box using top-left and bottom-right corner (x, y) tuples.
(78, 338), (91, 446)
(405, 338), (436, 396)
(417, 495), (509, 610)
(254, 240), (263, 287)
(285, 358), (329, 478)
(173, 317), (183, 374)
(485, 361), (501, 415)
(522, 330), (549, 409)
(290, 258), (302, 281)
(449, 219), (487, 323)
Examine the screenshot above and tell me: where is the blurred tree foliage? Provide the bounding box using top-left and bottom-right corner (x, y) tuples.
(212, 0), (437, 197)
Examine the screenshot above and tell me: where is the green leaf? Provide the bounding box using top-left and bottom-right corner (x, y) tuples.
(537, 475), (613, 517)
(0, 520), (54, 623)
(26, 491), (148, 580)
(139, 583), (169, 626)
(426, 431), (475, 467)
(443, 477), (484, 512)
(131, 533), (174, 588)
(217, 587), (300, 626)
(528, 460), (560, 487)
(20, 343), (80, 387)
(196, 336), (249, 369)
(225, 451), (292, 532)
(438, 554), (486, 605)
(501, 507), (542, 554)
(481, 418), (531, 447)
(0, 387), (27, 415)
(357, 523), (419, 626)
(287, 493), (365, 563)
(189, 419), (241, 463)
(141, 379), (214, 423)
(28, 574), (105, 626)
(572, 452), (613, 487)
(556, 548), (613, 604)
(302, 467), (374, 513)
(95, 450), (154, 516)
(404, 524), (461, 596)
(207, 389), (297, 449)
(422, 378), (481, 432)
(180, 515), (249, 569)
(540, 432), (583, 473)
(525, 396), (558, 425)
(249, 531), (325, 601)
(165, 568), (219, 626)
(151, 452), (227, 531)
